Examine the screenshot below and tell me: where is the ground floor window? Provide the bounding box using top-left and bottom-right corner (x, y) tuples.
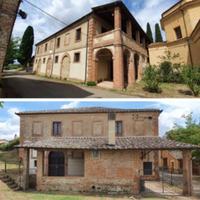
(143, 162), (153, 175)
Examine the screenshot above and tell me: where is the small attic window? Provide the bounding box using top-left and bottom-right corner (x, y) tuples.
(148, 116), (152, 120)
(91, 150), (100, 159)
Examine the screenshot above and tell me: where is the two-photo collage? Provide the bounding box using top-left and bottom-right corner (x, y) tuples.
(0, 0), (200, 200)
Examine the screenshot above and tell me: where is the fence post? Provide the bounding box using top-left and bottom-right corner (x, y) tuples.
(4, 160), (7, 173)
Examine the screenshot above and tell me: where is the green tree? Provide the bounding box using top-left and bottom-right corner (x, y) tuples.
(166, 113), (200, 161)
(155, 23), (163, 42)
(18, 26), (34, 69)
(4, 37), (20, 66)
(0, 102), (3, 108)
(182, 66), (200, 97)
(146, 23), (153, 43)
(143, 65), (161, 93)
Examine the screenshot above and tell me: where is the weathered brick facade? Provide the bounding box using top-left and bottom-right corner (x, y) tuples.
(0, 0), (21, 74)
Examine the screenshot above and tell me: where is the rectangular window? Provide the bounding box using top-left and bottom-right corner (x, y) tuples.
(34, 160), (37, 167)
(74, 52), (80, 63)
(55, 56), (59, 63)
(45, 43), (48, 52)
(43, 58), (46, 64)
(52, 121), (62, 136)
(174, 26), (182, 39)
(115, 121), (123, 136)
(143, 162), (153, 175)
(108, 112), (116, 120)
(32, 122), (43, 136)
(37, 47), (40, 54)
(64, 33), (70, 46)
(75, 28), (81, 41)
(91, 150), (100, 159)
(56, 37), (60, 48)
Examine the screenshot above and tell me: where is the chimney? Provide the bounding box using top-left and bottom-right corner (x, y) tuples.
(108, 112), (116, 145)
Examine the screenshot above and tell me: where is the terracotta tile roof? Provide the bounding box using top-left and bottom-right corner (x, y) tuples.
(17, 137), (200, 150)
(16, 107), (162, 115)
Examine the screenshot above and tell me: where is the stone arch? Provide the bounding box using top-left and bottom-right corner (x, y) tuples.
(60, 53), (71, 80)
(123, 49), (131, 87)
(48, 151), (65, 176)
(46, 57), (53, 77)
(95, 48), (114, 83)
(37, 59), (42, 74)
(134, 53), (140, 81)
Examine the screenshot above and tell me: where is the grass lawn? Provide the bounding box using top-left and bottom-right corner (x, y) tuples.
(118, 81), (194, 98)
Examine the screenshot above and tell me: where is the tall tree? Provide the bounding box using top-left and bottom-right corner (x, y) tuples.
(18, 26), (34, 69)
(155, 23), (163, 42)
(146, 23), (153, 43)
(4, 37), (20, 66)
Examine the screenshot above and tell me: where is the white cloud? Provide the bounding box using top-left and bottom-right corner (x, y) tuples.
(61, 101), (80, 109)
(0, 108), (20, 140)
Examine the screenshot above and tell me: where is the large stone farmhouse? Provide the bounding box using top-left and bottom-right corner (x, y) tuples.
(149, 0), (200, 66)
(33, 1), (150, 89)
(17, 107), (199, 196)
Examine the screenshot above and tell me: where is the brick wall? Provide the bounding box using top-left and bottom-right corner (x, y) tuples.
(0, 0), (20, 74)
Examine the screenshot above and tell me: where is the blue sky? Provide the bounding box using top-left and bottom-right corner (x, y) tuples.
(0, 100), (200, 140)
(12, 0), (179, 45)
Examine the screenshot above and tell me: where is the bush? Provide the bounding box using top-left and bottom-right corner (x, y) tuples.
(159, 61), (173, 82)
(172, 63), (184, 83)
(143, 65), (161, 93)
(0, 138), (20, 151)
(182, 66), (200, 96)
(86, 81), (97, 86)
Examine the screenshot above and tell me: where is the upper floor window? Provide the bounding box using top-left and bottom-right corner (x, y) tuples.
(43, 58), (46, 64)
(56, 37), (60, 48)
(37, 47), (40, 54)
(74, 52), (80, 63)
(174, 26), (182, 39)
(52, 122), (62, 136)
(45, 43), (48, 52)
(75, 28), (81, 41)
(64, 33), (70, 46)
(115, 121), (123, 136)
(55, 56), (59, 63)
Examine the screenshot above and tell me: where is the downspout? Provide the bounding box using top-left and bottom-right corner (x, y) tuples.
(181, 9), (193, 66)
(84, 18), (89, 83)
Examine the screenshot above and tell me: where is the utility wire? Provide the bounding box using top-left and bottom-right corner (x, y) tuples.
(23, 0), (89, 37)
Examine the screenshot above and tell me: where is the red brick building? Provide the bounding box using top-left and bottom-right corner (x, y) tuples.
(17, 107), (199, 196)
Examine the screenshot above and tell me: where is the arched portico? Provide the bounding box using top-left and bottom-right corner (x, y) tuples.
(95, 48), (114, 83)
(60, 54), (70, 80)
(46, 57), (53, 77)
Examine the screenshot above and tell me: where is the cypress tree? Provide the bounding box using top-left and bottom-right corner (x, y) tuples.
(146, 23), (153, 43)
(155, 23), (163, 42)
(18, 26), (34, 69)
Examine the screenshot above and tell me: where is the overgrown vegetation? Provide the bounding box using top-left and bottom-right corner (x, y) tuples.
(166, 113), (200, 161)
(0, 138), (19, 151)
(143, 65), (161, 93)
(86, 81), (97, 86)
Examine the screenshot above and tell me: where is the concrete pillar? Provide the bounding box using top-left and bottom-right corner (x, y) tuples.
(126, 20), (132, 38)
(154, 151), (160, 180)
(43, 151), (49, 176)
(128, 52), (135, 86)
(87, 16), (96, 82)
(182, 150), (192, 196)
(22, 148), (29, 190)
(114, 6), (124, 89)
(36, 150), (44, 190)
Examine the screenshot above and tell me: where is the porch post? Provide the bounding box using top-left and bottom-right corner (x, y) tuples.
(128, 52), (135, 86)
(182, 150), (192, 196)
(22, 148), (29, 190)
(114, 6), (124, 89)
(43, 151), (49, 176)
(36, 149), (44, 190)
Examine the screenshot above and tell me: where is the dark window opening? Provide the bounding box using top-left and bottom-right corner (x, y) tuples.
(56, 37), (60, 48)
(45, 43), (48, 52)
(108, 112), (116, 120)
(178, 159), (183, 170)
(48, 151), (65, 176)
(74, 52), (80, 62)
(43, 58), (46, 64)
(115, 121), (123, 136)
(143, 162), (153, 175)
(132, 31), (136, 41)
(34, 160), (37, 167)
(101, 26), (108, 33)
(174, 26), (182, 39)
(76, 28), (81, 41)
(52, 121), (62, 136)
(55, 56), (59, 63)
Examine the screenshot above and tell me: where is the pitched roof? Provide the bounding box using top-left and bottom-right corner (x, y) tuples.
(16, 107), (162, 115)
(17, 137), (200, 150)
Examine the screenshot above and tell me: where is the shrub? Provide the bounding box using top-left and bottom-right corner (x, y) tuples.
(172, 64), (184, 83)
(143, 65), (161, 93)
(159, 61), (173, 82)
(182, 66), (200, 96)
(86, 81), (97, 86)
(0, 138), (20, 151)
